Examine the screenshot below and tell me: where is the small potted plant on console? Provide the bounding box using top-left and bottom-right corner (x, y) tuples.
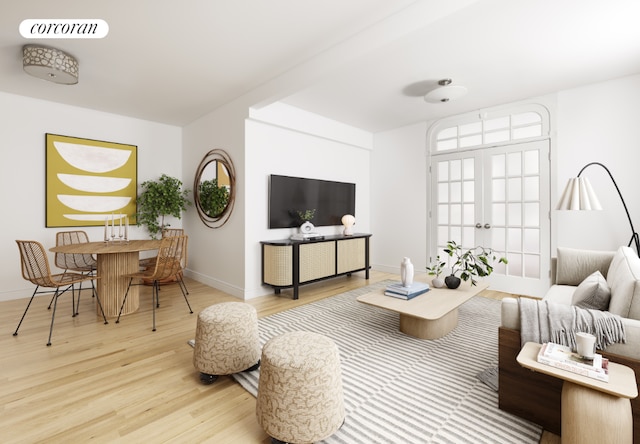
(443, 240), (507, 289)
(426, 256), (446, 288)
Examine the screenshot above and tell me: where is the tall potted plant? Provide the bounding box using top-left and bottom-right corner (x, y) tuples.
(443, 240), (507, 289)
(137, 174), (191, 239)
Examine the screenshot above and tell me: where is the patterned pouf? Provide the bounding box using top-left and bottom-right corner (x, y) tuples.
(193, 302), (261, 384)
(256, 331), (345, 443)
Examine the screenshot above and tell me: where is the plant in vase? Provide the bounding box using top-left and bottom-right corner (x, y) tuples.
(296, 209), (316, 234)
(426, 256), (446, 288)
(137, 174), (191, 239)
(443, 240), (508, 289)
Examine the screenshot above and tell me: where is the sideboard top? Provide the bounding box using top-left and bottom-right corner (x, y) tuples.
(261, 233), (371, 246)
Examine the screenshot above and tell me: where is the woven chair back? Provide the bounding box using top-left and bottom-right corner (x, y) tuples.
(16, 240), (57, 287)
(148, 235), (186, 281)
(54, 231), (97, 272)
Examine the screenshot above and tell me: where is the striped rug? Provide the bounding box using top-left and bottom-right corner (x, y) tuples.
(232, 281), (542, 443)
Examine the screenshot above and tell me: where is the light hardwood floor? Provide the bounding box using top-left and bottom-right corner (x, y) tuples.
(1, 271), (558, 443)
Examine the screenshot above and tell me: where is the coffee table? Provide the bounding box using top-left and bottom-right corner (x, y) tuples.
(357, 280), (489, 339)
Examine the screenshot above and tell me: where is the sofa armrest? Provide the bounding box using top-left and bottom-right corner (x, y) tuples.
(500, 297), (520, 329)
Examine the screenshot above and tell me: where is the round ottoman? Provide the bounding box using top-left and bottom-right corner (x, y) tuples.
(256, 331), (345, 443)
(193, 302), (261, 384)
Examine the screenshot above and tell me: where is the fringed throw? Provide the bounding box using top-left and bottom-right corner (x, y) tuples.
(519, 298), (626, 351)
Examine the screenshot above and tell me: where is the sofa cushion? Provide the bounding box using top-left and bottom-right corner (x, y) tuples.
(556, 247), (615, 285)
(606, 246), (640, 319)
(571, 270), (611, 310)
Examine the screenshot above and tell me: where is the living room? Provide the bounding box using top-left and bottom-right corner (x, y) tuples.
(1, 1), (640, 442)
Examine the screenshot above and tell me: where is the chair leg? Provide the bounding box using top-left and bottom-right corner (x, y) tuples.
(13, 287), (39, 336)
(94, 289), (109, 325)
(115, 278), (134, 324)
(177, 278), (193, 314)
(152, 280), (159, 332)
(47, 288), (62, 346)
(72, 283), (80, 317)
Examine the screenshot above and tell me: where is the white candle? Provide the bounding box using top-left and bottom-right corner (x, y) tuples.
(125, 216), (129, 241)
(104, 217), (108, 241)
(111, 213), (115, 237)
(119, 214), (123, 237)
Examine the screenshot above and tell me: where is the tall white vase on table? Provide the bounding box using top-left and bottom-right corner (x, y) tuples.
(401, 257), (414, 287)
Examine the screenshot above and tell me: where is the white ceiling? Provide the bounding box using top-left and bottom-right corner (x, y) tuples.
(2, 0), (640, 133)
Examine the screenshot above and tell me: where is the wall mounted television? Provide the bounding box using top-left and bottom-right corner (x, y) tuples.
(269, 174), (356, 229)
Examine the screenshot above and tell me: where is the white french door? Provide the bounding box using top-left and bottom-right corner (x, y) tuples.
(430, 139), (550, 296)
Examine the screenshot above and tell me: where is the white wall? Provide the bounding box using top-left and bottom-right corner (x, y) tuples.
(244, 103), (373, 299)
(181, 100), (248, 298)
(371, 122), (430, 276)
(0, 91), (182, 301)
(556, 74), (640, 251)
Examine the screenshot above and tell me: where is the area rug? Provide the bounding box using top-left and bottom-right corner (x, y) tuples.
(232, 281), (542, 443)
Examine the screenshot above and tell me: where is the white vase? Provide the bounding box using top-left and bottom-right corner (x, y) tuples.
(401, 257), (414, 287)
(432, 277), (444, 288)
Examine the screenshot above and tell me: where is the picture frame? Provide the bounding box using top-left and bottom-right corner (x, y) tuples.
(45, 133), (137, 227)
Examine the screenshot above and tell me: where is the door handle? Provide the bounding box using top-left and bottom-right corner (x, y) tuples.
(484, 223), (491, 229)
(475, 223), (482, 229)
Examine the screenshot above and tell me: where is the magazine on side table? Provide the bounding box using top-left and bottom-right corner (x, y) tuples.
(537, 342), (609, 382)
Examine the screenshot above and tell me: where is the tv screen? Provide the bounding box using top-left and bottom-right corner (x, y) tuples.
(269, 175), (355, 229)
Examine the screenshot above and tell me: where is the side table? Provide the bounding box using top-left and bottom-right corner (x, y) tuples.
(517, 342), (638, 444)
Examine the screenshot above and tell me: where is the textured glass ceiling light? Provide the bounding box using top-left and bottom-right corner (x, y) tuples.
(424, 78), (467, 103)
(23, 44), (79, 85)
(556, 162), (639, 253)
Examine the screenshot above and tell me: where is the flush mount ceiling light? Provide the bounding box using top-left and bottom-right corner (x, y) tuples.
(424, 78), (467, 103)
(23, 44), (79, 85)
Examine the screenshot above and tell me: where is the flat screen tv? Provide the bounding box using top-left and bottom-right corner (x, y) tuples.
(269, 175), (356, 229)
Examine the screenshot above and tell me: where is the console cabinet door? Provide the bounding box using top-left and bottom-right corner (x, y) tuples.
(337, 238), (366, 274)
(299, 242), (336, 282)
(263, 244), (292, 286)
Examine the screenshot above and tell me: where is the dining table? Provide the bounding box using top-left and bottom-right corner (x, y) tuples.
(50, 239), (161, 317)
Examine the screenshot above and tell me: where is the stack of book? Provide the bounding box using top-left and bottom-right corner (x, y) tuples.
(384, 281), (430, 300)
(537, 342), (609, 382)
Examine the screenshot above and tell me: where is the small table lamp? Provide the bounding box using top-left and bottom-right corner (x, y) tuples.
(341, 214), (355, 236)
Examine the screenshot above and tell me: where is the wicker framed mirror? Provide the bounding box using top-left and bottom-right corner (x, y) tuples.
(193, 149), (235, 228)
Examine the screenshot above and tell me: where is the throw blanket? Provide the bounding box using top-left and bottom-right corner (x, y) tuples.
(519, 298), (626, 350)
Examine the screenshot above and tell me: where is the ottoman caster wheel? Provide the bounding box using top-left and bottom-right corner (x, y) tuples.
(270, 438), (288, 444)
(243, 359), (260, 372)
(199, 372), (218, 385)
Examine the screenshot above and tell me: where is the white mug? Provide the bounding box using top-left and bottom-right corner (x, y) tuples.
(575, 332), (596, 359)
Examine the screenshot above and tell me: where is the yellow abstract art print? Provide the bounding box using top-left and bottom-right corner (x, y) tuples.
(46, 134), (137, 227)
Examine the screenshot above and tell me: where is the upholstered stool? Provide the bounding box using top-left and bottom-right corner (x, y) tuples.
(193, 302), (261, 384)
(256, 331), (345, 444)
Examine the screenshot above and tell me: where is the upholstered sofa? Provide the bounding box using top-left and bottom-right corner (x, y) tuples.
(498, 246), (640, 440)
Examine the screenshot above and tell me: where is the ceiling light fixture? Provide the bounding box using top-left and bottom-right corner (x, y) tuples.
(424, 78), (467, 103)
(23, 44), (79, 85)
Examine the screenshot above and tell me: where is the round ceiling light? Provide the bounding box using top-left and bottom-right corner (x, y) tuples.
(23, 44), (79, 85)
(424, 78), (467, 103)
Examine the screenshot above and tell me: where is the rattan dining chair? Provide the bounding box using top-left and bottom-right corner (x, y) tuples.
(13, 240), (108, 346)
(53, 230), (97, 316)
(116, 235), (192, 331)
(139, 228), (189, 294)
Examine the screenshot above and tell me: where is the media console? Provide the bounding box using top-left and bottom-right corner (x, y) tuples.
(261, 233), (371, 299)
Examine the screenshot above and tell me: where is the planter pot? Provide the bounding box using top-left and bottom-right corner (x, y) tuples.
(431, 277), (444, 288)
(445, 275), (461, 289)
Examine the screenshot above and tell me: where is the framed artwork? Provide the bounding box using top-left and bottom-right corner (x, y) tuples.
(46, 133), (137, 227)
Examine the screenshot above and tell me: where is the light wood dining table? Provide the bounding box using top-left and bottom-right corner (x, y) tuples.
(50, 239), (161, 317)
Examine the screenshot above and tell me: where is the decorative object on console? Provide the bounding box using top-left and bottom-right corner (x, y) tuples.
(556, 161), (640, 254)
(23, 44), (78, 85)
(137, 174), (191, 239)
(400, 257), (414, 287)
(426, 255), (446, 288)
(443, 240), (507, 288)
(341, 214), (355, 235)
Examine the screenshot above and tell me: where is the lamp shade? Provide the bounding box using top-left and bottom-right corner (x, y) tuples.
(23, 45), (78, 85)
(556, 177), (603, 211)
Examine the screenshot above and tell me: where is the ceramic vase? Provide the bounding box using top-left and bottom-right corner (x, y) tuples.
(401, 257), (414, 287)
(445, 275), (461, 289)
(431, 277), (444, 288)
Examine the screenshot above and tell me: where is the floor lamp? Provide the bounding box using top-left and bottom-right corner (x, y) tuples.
(556, 161), (640, 254)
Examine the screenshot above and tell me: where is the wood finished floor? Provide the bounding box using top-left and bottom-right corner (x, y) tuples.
(0, 271), (559, 443)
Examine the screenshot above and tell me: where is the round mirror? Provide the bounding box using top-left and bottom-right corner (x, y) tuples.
(194, 149), (235, 228)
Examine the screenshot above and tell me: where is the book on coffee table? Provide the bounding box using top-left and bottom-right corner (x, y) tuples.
(385, 281), (430, 299)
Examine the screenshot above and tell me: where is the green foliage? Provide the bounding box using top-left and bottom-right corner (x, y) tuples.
(443, 240), (508, 286)
(199, 178), (229, 218)
(426, 255), (446, 277)
(296, 209), (316, 222)
(137, 174), (191, 239)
